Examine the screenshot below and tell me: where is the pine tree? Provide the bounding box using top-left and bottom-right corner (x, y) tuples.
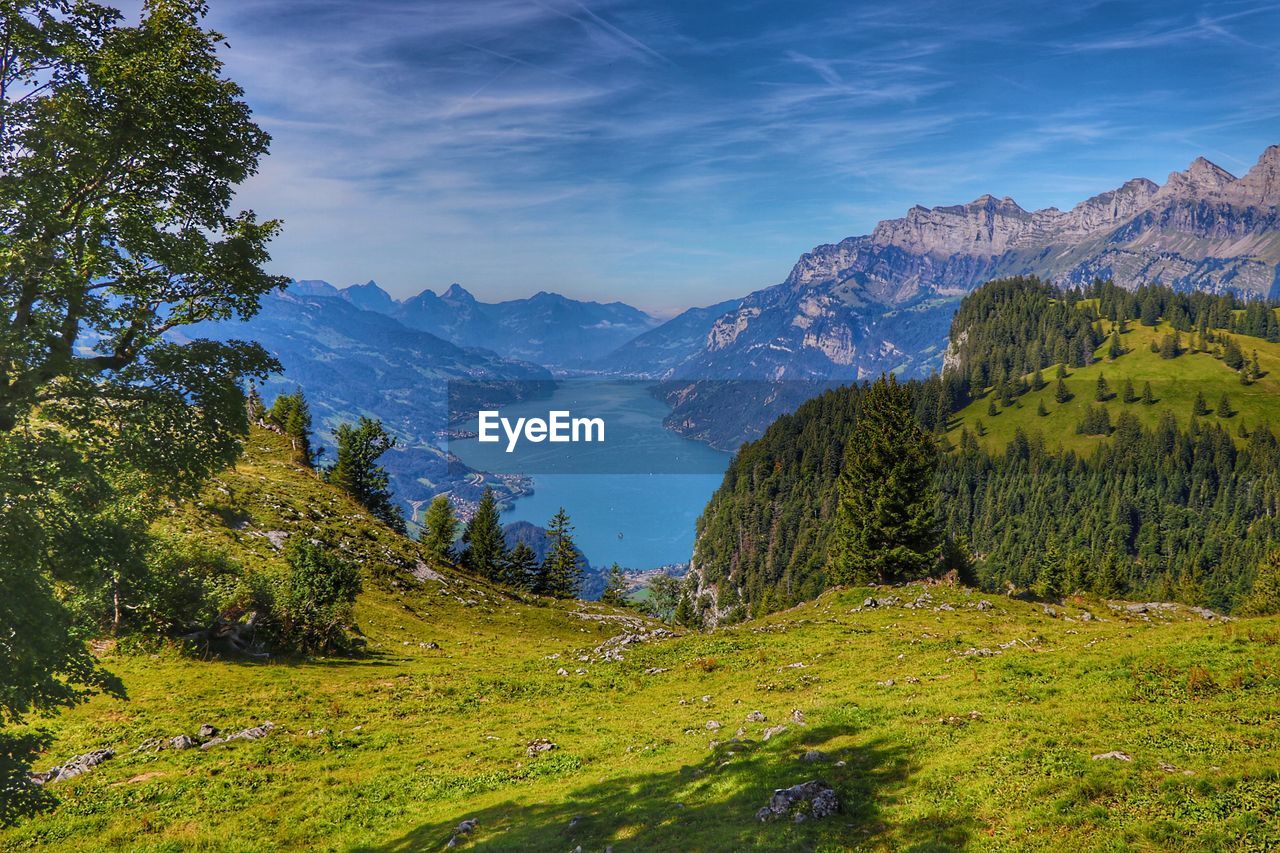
(1036, 398), (1049, 417)
(1031, 368), (1046, 391)
(1141, 381), (1155, 405)
(461, 488), (506, 581)
(1033, 538), (1065, 600)
(502, 542), (538, 590)
(1055, 363), (1068, 379)
(1192, 390), (1209, 416)
(1223, 336), (1244, 370)
(987, 397), (999, 416)
(601, 564), (629, 607)
(422, 495), (458, 564)
(1159, 332), (1179, 359)
(268, 390), (315, 467)
(246, 385), (265, 424)
(1055, 378), (1071, 403)
(1108, 330), (1123, 360)
(1095, 373), (1111, 401)
(1140, 294), (1161, 326)
(539, 508), (582, 599)
(826, 375), (940, 584)
(327, 417), (405, 532)
(1216, 393), (1232, 418)
(1121, 378), (1137, 403)
(1241, 550), (1280, 615)
(673, 592), (696, 628)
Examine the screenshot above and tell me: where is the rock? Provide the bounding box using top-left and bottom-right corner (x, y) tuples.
(131, 737), (165, 754)
(762, 725), (788, 741)
(706, 720), (722, 731)
(1091, 750), (1132, 761)
(800, 750), (828, 762)
(556, 668), (569, 676)
(446, 817), (478, 848)
(31, 749), (115, 785)
(170, 734), (198, 750)
(876, 679), (895, 687)
(745, 711), (767, 723)
(701, 695), (712, 703)
(783, 662), (806, 669)
(790, 709), (806, 724)
(197, 724), (218, 739)
(1042, 605), (1058, 618)
(755, 779), (839, 822)
(422, 641), (441, 650)
(960, 647), (994, 657)
(526, 738), (557, 756)
(1079, 610), (1094, 622)
(976, 600), (993, 611)
(935, 603), (955, 612)
(200, 721), (276, 750)
(643, 667), (669, 675)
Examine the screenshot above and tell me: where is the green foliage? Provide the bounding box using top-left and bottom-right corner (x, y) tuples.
(1241, 550), (1280, 615)
(461, 489), (506, 582)
(1192, 390), (1209, 417)
(538, 508), (583, 599)
(827, 375), (941, 585)
(500, 542), (539, 590)
(422, 496), (459, 564)
(600, 564), (629, 607)
(268, 391), (316, 467)
(643, 574), (682, 620)
(273, 542), (362, 654)
(1055, 378), (1071, 403)
(0, 0), (285, 793)
(327, 416), (404, 532)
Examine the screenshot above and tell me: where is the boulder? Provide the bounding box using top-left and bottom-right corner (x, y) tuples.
(198, 724), (219, 739)
(755, 779), (839, 823)
(200, 721), (276, 750)
(1091, 750), (1132, 761)
(526, 738), (557, 756)
(30, 749), (115, 785)
(745, 710), (767, 723)
(171, 735), (198, 750)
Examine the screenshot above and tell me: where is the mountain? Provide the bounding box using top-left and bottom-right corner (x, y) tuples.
(183, 287), (552, 515)
(393, 286), (659, 369)
(647, 145), (1280, 449)
(592, 298), (742, 377)
(690, 277), (1280, 624)
(340, 280), (397, 314)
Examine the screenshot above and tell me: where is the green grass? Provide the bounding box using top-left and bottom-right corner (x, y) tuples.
(949, 319), (1280, 455)
(4, 433), (1280, 850)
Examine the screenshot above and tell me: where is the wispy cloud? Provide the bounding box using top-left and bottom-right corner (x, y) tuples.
(203, 0), (1280, 312)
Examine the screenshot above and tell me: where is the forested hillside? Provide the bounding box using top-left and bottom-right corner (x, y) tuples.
(691, 277), (1280, 622)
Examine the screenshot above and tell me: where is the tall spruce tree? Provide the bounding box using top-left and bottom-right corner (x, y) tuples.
(601, 564), (629, 606)
(268, 390), (315, 467)
(826, 375), (941, 584)
(327, 417), (405, 533)
(422, 495), (458, 564)
(538, 508), (582, 598)
(460, 489), (506, 581)
(502, 542), (538, 590)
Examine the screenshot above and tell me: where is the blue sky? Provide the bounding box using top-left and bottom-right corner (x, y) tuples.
(207, 0), (1280, 316)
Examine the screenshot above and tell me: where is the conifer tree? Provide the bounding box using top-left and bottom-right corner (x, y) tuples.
(1141, 381), (1155, 405)
(601, 564), (629, 607)
(461, 488), (506, 581)
(1216, 394), (1232, 418)
(987, 397), (999, 417)
(328, 417), (404, 532)
(1031, 368), (1046, 391)
(1055, 378), (1071, 403)
(1036, 399), (1049, 417)
(1095, 373), (1111, 401)
(502, 542), (539, 590)
(1140, 294), (1161, 326)
(673, 592), (696, 628)
(1108, 330), (1123, 360)
(539, 508), (582, 598)
(422, 495), (459, 564)
(1242, 550), (1280, 615)
(826, 375), (940, 584)
(268, 390), (315, 467)
(1192, 390), (1209, 416)
(246, 385), (266, 424)
(1121, 378), (1137, 403)
(1056, 363), (1068, 379)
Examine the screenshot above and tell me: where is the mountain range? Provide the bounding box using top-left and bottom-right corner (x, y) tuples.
(631, 144), (1280, 447)
(292, 279), (659, 369)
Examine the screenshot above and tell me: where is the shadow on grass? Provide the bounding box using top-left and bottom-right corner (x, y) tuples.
(362, 723), (974, 852)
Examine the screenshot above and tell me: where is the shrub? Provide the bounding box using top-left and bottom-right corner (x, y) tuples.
(274, 543), (363, 654)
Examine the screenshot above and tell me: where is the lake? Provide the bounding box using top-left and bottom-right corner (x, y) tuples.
(448, 381), (731, 569)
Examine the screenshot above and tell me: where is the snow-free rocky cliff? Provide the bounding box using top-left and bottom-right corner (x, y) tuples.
(642, 145), (1280, 448)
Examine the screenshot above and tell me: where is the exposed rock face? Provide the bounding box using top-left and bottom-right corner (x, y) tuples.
(755, 779), (839, 822)
(652, 145), (1280, 450)
(30, 749), (115, 785)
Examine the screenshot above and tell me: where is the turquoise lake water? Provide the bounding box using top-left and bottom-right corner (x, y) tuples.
(448, 381), (731, 569)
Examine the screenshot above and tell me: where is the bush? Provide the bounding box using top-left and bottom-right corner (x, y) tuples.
(273, 543), (363, 654)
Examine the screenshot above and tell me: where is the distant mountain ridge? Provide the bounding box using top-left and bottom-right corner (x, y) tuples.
(294, 279), (660, 368)
(623, 144), (1280, 448)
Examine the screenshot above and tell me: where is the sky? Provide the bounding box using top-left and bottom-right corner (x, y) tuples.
(204, 0), (1280, 316)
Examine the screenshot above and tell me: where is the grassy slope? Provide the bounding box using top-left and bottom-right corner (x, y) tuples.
(4, 434), (1280, 850)
(948, 317), (1280, 455)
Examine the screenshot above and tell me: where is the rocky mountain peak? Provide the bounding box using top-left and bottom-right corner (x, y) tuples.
(1155, 156), (1236, 201)
(442, 283), (476, 303)
(1231, 144), (1280, 205)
